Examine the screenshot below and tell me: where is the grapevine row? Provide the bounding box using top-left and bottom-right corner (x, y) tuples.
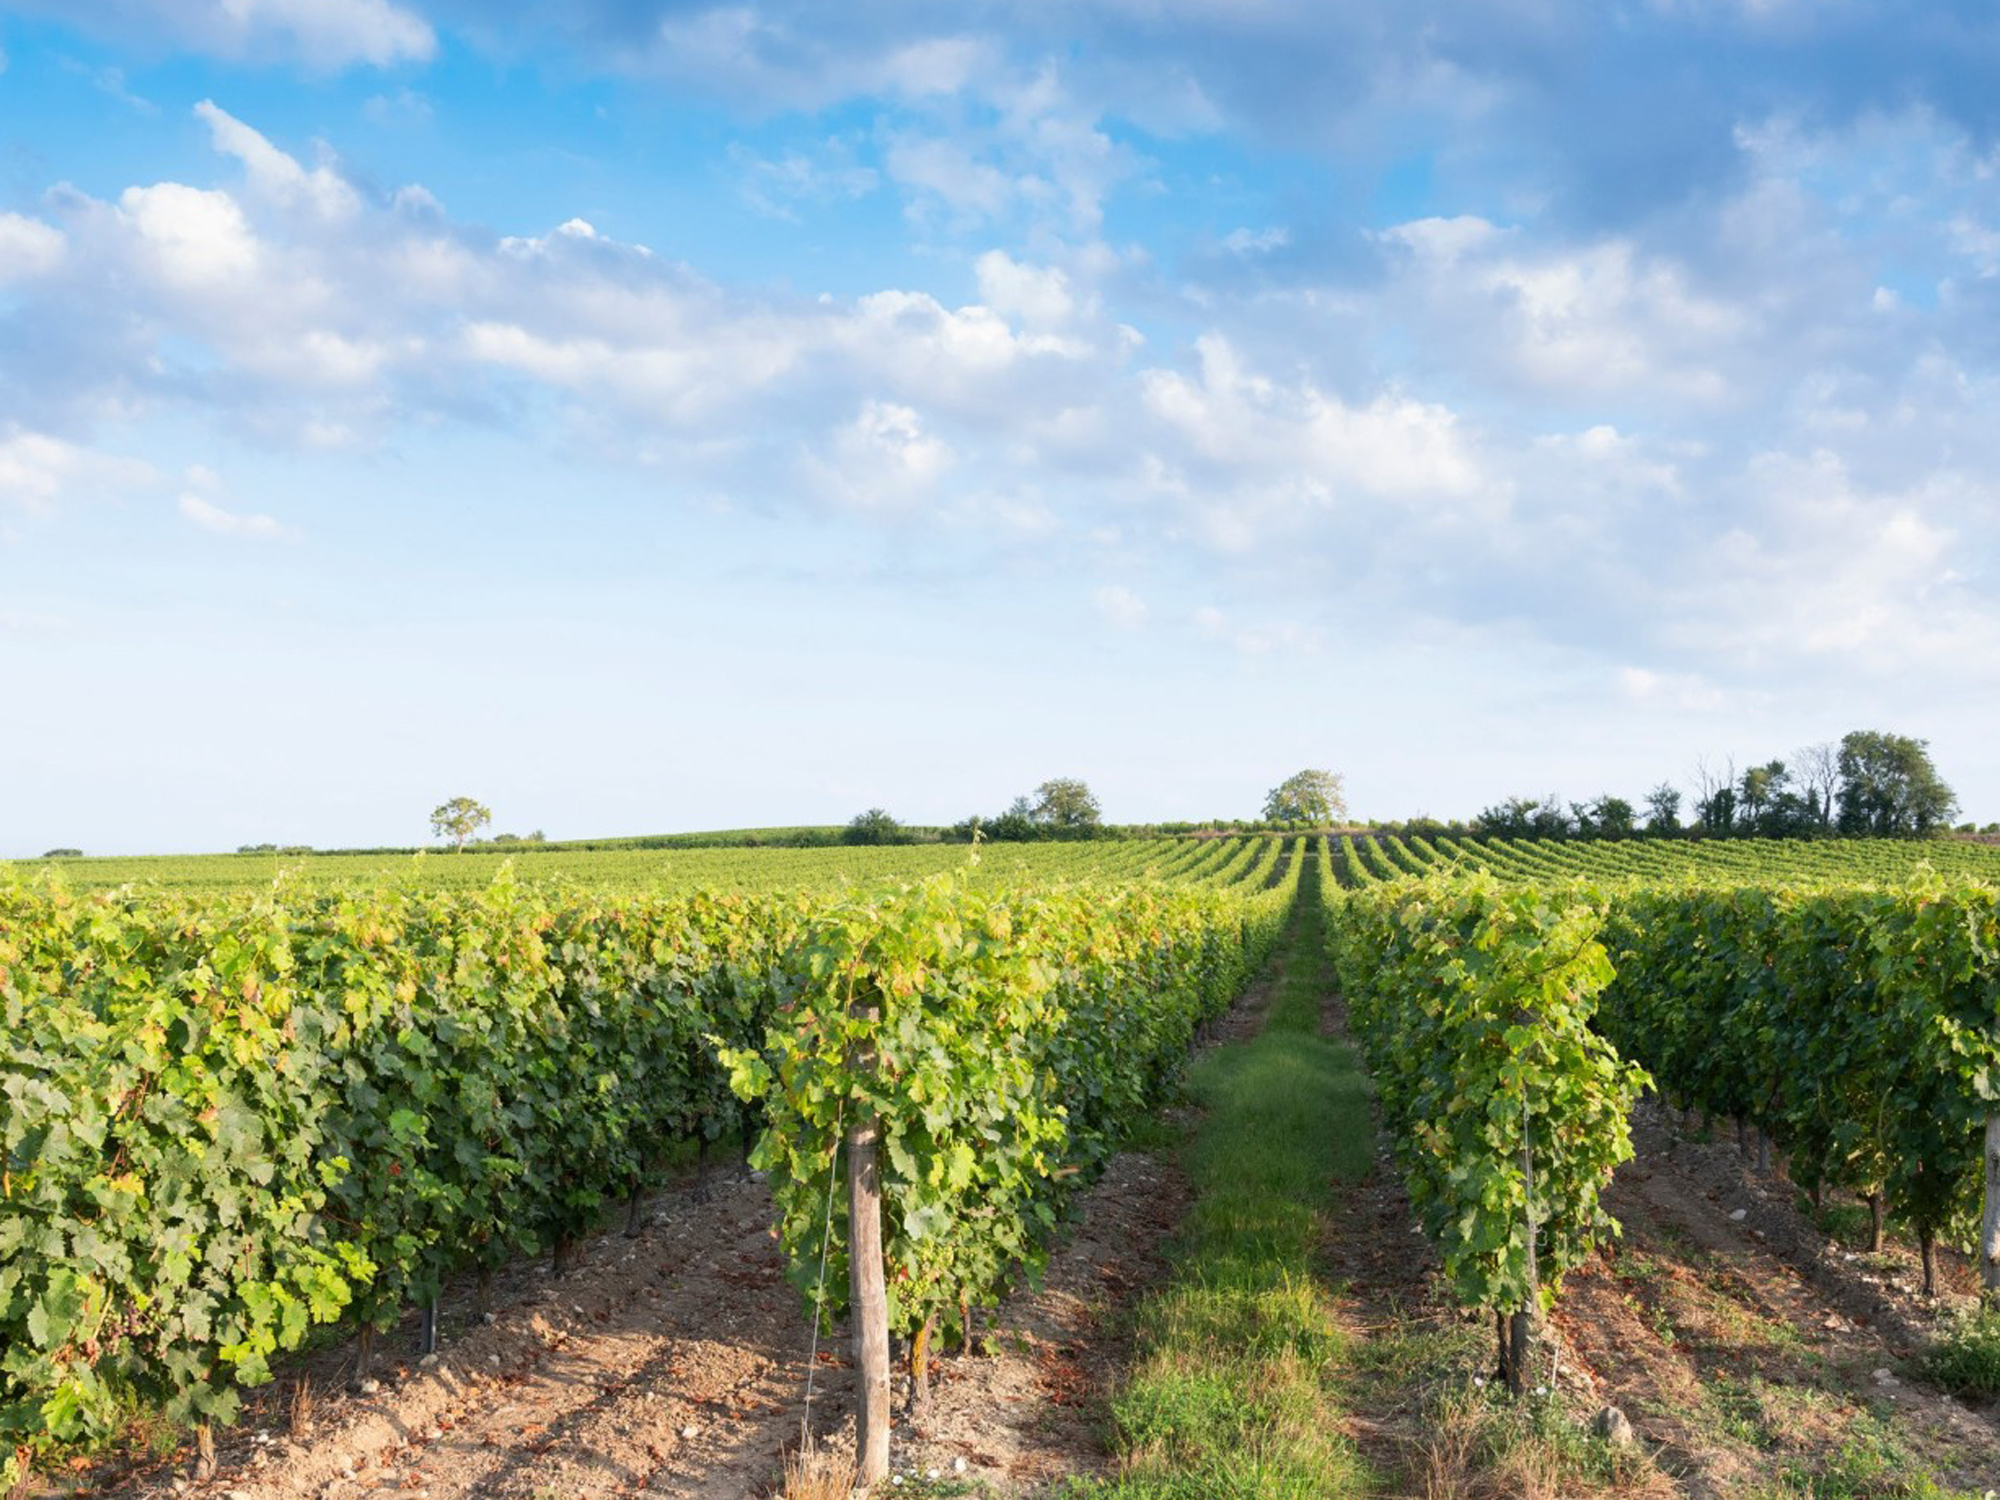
(0, 851), (1296, 1487)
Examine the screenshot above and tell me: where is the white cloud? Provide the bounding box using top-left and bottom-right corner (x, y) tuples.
(0, 430), (154, 513)
(1378, 216), (1743, 401)
(1141, 335), (1497, 515)
(117, 182), (261, 288)
(178, 492), (293, 540)
(0, 213), (65, 280)
(807, 400), (953, 510)
(196, 101), (360, 220)
(14, 100), (2000, 712)
(975, 251), (1082, 329)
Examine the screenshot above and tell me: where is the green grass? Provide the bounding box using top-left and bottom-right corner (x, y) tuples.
(1922, 1306), (2000, 1397)
(1064, 860), (1377, 1499)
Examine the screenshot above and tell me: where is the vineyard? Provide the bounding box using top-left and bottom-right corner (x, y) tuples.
(7, 833), (2000, 1497)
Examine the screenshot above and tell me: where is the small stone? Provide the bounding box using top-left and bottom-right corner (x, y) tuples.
(680, 1424), (698, 1440)
(419, 1353), (439, 1367)
(225, 1489), (252, 1500)
(1728, 1208), (1748, 1222)
(487, 1355), (501, 1367)
(355, 1378), (381, 1396)
(953, 1457), (968, 1474)
(1872, 1367), (1898, 1385)
(481, 1312), (497, 1325)
(1593, 1406), (1636, 1448)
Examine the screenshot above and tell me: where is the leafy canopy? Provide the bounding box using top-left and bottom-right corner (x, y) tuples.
(429, 796), (492, 850)
(1262, 768), (1347, 826)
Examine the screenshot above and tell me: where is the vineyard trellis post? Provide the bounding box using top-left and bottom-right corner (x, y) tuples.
(1503, 1083), (1540, 1394)
(845, 1006), (892, 1485)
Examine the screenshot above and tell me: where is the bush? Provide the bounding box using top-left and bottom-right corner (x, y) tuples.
(843, 808), (909, 845)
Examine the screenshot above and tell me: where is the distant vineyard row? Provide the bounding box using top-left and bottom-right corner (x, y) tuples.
(1, 830), (1289, 895)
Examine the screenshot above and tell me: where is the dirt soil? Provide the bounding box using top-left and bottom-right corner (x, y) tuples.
(1316, 983), (2000, 1500)
(1550, 1101), (2000, 1496)
(82, 970), (1288, 1500)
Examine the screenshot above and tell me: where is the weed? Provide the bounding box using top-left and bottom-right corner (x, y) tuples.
(1923, 1305), (2000, 1396)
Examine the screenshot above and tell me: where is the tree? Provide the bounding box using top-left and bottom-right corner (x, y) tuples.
(1738, 760), (1787, 829)
(41, 847), (82, 858)
(1262, 768), (1348, 826)
(1794, 741), (1840, 831)
(844, 808), (906, 845)
(1643, 784), (1682, 835)
(1474, 795), (1572, 839)
(1691, 756), (1737, 836)
(430, 796), (492, 851)
(1030, 778), (1102, 835)
(1583, 795), (1636, 838)
(1835, 730), (1958, 836)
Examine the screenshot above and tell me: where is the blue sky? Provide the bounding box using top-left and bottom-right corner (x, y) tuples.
(4, 1), (1999, 854)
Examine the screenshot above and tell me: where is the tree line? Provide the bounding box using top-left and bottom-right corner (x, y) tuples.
(1475, 729), (1963, 841)
(846, 769), (1352, 845)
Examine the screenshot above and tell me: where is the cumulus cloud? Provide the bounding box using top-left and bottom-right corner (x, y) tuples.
(0, 429), (154, 513)
(0, 213), (65, 280)
(178, 491), (294, 539)
(12, 93), (2000, 706)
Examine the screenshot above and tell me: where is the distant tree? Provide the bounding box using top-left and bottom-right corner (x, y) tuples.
(844, 808), (907, 845)
(1643, 784), (1682, 835)
(1835, 730), (1958, 836)
(1794, 741), (1840, 831)
(1030, 778), (1103, 835)
(1691, 756), (1737, 836)
(430, 796), (492, 851)
(986, 796), (1039, 841)
(1584, 795), (1637, 838)
(41, 847), (82, 858)
(1262, 768), (1348, 826)
(1738, 760), (1787, 830)
(1474, 795), (1572, 839)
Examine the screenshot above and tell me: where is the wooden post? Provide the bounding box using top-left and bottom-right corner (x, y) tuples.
(1982, 1115), (2000, 1298)
(1506, 1089), (1539, 1395)
(847, 1112), (892, 1485)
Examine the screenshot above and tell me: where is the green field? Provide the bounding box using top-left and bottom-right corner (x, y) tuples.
(9, 831), (2000, 1498)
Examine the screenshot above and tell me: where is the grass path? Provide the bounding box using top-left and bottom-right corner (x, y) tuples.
(1066, 852), (1379, 1499)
